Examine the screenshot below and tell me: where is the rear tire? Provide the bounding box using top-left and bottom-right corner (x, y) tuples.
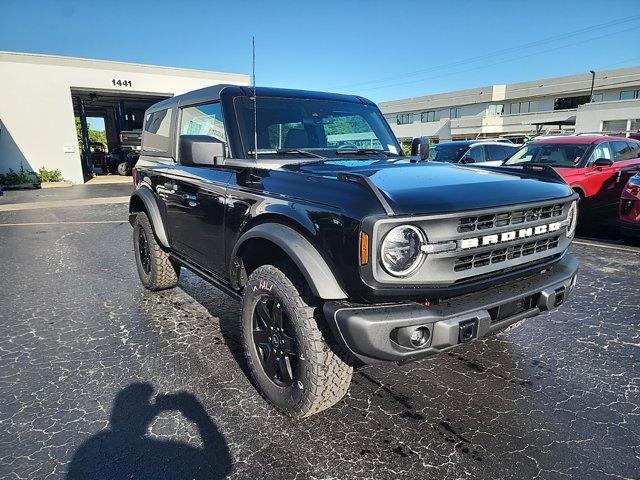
(133, 212), (180, 291)
(240, 263), (353, 417)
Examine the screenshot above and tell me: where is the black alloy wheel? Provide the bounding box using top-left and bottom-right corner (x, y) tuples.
(252, 296), (298, 387)
(138, 228), (152, 275)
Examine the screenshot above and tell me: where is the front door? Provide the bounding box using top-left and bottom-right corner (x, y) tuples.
(580, 141), (618, 211)
(164, 102), (231, 276)
(611, 140), (640, 204)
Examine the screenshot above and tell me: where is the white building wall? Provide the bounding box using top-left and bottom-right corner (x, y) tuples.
(380, 66), (640, 141)
(575, 99), (640, 133)
(0, 52), (249, 184)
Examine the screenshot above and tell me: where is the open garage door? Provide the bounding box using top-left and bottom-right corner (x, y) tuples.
(71, 89), (170, 181)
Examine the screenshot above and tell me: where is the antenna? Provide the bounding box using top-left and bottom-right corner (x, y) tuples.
(252, 36), (258, 161)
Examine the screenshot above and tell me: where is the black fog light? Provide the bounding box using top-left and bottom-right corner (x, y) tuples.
(409, 327), (430, 347)
(393, 325), (431, 349)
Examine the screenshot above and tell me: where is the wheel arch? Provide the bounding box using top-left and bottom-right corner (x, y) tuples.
(129, 186), (170, 248)
(231, 222), (348, 300)
(571, 185), (586, 199)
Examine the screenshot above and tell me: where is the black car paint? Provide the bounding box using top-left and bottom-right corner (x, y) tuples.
(133, 86), (575, 304)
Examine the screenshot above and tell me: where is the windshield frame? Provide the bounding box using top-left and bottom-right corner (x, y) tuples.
(232, 95), (402, 160)
(504, 142), (592, 168)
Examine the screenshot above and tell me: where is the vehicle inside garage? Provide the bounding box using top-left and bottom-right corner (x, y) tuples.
(71, 89), (169, 178)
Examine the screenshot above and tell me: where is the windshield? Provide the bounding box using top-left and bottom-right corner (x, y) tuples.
(234, 96), (400, 158)
(504, 143), (589, 167)
(427, 143), (470, 162)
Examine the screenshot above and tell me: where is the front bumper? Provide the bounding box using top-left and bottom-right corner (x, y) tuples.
(324, 254), (578, 364)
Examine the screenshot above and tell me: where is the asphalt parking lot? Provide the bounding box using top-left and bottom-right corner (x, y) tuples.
(0, 185), (638, 480)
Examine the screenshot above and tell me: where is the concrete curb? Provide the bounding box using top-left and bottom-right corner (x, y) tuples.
(0, 196), (130, 212)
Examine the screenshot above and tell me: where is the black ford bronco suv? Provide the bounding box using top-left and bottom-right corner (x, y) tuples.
(130, 85), (579, 417)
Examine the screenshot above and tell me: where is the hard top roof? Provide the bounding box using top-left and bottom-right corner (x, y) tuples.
(147, 84), (376, 112)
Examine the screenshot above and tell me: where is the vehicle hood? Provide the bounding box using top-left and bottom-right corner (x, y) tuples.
(288, 160), (573, 215)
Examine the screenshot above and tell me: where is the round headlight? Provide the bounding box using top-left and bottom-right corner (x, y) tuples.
(380, 225), (426, 277)
(566, 201), (578, 238)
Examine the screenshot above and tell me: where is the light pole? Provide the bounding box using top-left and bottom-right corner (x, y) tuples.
(589, 70), (596, 102)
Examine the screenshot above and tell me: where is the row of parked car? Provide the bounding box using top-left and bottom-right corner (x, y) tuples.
(430, 135), (640, 241)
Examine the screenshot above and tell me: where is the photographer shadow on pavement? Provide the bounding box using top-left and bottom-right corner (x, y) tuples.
(66, 382), (232, 480)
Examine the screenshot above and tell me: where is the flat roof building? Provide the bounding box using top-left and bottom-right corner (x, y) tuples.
(379, 66), (640, 143)
(0, 51), (249, 184)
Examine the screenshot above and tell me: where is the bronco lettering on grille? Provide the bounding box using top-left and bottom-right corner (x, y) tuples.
(460, 221), (561, 250)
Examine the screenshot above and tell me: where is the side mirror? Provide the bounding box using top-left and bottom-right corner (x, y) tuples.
(179, 135), (226, 166)
(594, 157), (613, 167)
(411, 136), (430, 161)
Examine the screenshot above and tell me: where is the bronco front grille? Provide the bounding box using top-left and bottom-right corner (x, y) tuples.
(454, 235), (560, 272)
(458, 203), (564, 233)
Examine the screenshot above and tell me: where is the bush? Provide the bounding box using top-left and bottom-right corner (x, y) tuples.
(37, 167), (63, 183)
(0, 164), (38, 186)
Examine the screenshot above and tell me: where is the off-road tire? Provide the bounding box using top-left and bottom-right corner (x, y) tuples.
(241, 263), (353, 417)
(133, 212), (180, 291)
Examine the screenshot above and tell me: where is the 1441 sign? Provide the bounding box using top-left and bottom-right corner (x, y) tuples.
(112, 79), (133, 87)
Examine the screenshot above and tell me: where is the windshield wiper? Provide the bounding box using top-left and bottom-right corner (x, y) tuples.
(249, 148), (325, 159)
(335, 148), (399, 157)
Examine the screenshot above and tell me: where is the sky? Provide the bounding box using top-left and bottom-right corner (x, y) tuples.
(1, 0), (639, 103)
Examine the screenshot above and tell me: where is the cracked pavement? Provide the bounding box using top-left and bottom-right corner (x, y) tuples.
(0, 187), (638, 479)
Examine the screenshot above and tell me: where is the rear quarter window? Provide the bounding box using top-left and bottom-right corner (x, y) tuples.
(142, 108), (173, 153)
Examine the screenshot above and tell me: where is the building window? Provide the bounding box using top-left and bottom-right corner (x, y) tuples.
(488, 104), (504, 116)
(397, 113), (413, 125)
(449, 107), (461, 119)
(509, 101), (539, 114)
(620, 90), (640, 100)
(602, 120), (628, 133)
(630, 119), (639, 131)
(591, 93), (604, 102)
(554, 95), (591, 110)
(421, 111), (437, 122)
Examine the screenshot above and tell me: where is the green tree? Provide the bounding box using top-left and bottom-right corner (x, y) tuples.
(75, 117), (108, 151)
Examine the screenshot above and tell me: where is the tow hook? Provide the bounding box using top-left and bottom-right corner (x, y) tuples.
(458, 318), (479, 343)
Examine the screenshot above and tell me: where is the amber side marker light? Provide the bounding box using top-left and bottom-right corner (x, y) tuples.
(359, 232), (369, 265)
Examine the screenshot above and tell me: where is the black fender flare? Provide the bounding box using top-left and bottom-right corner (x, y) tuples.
(232, 223), (348, 300)
(129, 186), (170, 248)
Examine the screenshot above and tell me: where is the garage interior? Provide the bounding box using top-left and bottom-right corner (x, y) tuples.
(71, 89), (169, 179)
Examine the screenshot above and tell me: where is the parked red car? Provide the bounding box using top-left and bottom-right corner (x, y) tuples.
(619, 173), (640, 240)
(504, 135), (640, 218)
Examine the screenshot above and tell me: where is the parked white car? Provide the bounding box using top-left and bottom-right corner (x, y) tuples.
(428, 140), (519, 166)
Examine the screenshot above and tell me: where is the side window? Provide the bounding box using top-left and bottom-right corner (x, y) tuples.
(504, 146), (518, 160)
(143, 108), (173, 153)
(627, 141), (640, 159)
(180, 103), (226, 143)
(612, 141), (633, 162)
(464, 145), (485, 163)
(587, 142), (612, 166)
(486, 144), (508, 161)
